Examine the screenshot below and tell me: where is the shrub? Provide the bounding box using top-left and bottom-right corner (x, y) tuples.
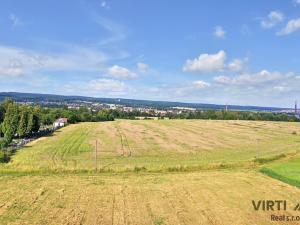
(0, 138), (9, 149)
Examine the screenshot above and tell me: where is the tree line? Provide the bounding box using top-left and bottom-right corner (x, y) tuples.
(95, 108), (299, 122)
(0, 98), (114, 148)
(0, 98), (41, 148)
(164, 110), (299, 122)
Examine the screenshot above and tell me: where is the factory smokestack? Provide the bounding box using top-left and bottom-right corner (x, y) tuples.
(225, 103), (228, 112)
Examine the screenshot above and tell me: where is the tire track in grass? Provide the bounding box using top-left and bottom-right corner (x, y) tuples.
(121, 185), (129, 225)
(50, 130), (83, 169)
(63, 131), (87, 167)
(111, 192), (116, 225)
(125, 121), (164, 155)
(114, 123), (132, 157)
(56, 126), (92, 169)
(128, 187), (152, 225)
(181, 186), (214, 225)
(65, 192), (86, 225)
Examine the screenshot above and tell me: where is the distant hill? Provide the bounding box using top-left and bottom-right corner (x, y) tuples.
(0, 92), (289, 112)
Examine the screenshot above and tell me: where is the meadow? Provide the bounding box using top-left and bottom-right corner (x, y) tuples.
(2, 119), (300, 173)
(262, 155), (300, 188)
(1, 119), (300, 225)
(1, 171), (300, 225)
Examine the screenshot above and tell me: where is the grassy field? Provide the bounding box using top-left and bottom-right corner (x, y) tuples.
(261, 155), (300, 188)
(1, 119), (300, 225)
(2, 119), (300, 173)
(1, 171), (300, 225)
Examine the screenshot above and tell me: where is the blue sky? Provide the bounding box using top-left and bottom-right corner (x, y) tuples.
(1, 0), (300, 107)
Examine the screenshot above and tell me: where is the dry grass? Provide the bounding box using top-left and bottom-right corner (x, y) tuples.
(1, 120), (300, 224)
(0, 171), (299, 225)
(2, 119), (300, 172)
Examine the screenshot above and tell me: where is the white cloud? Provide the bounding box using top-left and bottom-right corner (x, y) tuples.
(277, 18), (300, 35)
(0, 67), (23, 77)
(294, 0), (300, 6)
(209, 70), (300, 106)
(107, 65), (136, 79)
(261, 11), (284, 29)
(106, 63), (150, 79)
(193, 80), (210, 89)
(9, 14), (22, 28)
(183, 50), (226, 73)
(273, 86), (290, 92)
(88, 78), (126, 92)
(57, 78), (134, 98)
(137, 62), (149, 73)
(214, 70), (289, 87)
(232, 70), (282, 85)
(101, 1), (109, 9)
(214, 75), (232, 84)
(183, 50), (246, 74)
(228, 58), (246, 72)
(213, 26), (226, 38)
(94, 17), (127, 45)
(0, 45), (108, 77)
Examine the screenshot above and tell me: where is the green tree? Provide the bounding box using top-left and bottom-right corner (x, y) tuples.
(2, 103), (19, 142)
(27, 112), (35, 133)
(96, 110), (114, 121)
(0, 105), (5, 123)
(2, 98), (14, 111)
(17, 107), (29, 137)
(32, 106), (41, 132)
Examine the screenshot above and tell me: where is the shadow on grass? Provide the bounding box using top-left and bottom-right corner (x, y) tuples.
(0, 149), (14, 163)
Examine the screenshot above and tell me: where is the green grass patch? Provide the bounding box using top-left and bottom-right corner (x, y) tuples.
(260, 167), (300, 188)
(261, 152), (300, 188)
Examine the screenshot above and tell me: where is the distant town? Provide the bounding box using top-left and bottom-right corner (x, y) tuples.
(14, 99), (298, 118)
(3, 92), (298, 120)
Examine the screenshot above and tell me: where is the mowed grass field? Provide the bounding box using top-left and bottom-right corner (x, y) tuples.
(2, 119), (300, 172)
(1, 119), (300, 225)
(1, 171), (300, 225)
(262, 155), (300, 188)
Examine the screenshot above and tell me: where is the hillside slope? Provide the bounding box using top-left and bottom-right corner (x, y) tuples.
(3, 120), (300, 173)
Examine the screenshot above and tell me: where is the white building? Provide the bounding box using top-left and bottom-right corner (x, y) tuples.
(53, 118), (68, 128)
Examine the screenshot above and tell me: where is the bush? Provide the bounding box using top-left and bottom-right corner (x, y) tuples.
(0, 138), (9, 149)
